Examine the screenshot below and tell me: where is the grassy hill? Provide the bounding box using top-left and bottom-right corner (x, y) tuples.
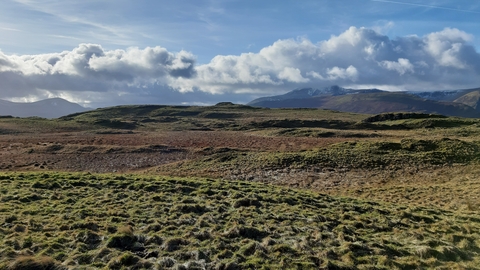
(56, 103), (368, 132)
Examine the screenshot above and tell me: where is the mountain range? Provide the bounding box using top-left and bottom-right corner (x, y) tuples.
(3, 86), (480, 119)
(248, 85), (480, 118)
(0, 98), (87, 119)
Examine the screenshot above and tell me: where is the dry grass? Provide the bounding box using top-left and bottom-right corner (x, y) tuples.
(7, 255), (63, 270)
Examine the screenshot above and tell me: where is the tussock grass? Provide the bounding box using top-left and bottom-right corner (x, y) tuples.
(6, 255), (64, 270)
(0, 172), (479, 269)
(155, 138), (480, 180)
(3, 105), (480, 269)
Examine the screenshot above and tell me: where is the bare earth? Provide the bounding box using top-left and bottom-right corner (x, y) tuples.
(0, 131), (351, 173)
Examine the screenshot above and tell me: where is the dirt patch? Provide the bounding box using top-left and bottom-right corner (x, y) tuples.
(0, 130), (355, 173)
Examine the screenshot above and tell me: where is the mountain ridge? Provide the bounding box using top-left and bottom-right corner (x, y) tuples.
(248, 86), (480, 118)
(0, 98), (87, 118)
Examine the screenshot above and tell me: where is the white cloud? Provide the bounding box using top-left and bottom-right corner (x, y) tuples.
(326, 65), (359, 81)
(322, 26), (366, 52)
(424, 28), (474, 69)
(0, 27), (480, 106)
(278, 67), (309, 83)
(307, 66), (359, 81)
(379, 58), (414, 75)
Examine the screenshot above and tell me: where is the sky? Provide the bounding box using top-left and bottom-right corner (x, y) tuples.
(1, 0), (480, 108)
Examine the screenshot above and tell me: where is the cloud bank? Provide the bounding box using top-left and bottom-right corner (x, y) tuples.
(1, 27), (480, 107)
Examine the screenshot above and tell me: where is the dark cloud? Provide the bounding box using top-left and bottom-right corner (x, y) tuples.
(0, 71), (34, 97)
(0, 56), (13, 68)
(168, 55), (196, 78)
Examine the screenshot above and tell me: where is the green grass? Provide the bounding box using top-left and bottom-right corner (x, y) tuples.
(156, 138), (480, 179)
(0, 117), (94, 133)
(3, 103), (479, 135)
(56, 104), (368, 132)
(3, 104), (480, 269)
(0, 172), (479, 269)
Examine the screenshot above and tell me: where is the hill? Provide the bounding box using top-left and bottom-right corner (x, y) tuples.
(0, 98), (87, 118)
(248, 85), (383, 104)
(454, 90), (480, 110)
(248, 86), (480, 118)
(408, 87), (480, 103)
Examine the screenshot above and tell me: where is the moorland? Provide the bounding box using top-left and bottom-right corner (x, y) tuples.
(1, 103), (480, 269)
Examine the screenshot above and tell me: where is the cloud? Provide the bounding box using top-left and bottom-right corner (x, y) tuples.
(173, 26), (480, 94)
(1, 26), (480, 107)
(326, 66), (359, 81)
(0, 44), (198, 102)
(379, 58), (414, 75)
(14, 44), (197, 80)
(278, 67), (309, 83)
(424, 28), (474, 69)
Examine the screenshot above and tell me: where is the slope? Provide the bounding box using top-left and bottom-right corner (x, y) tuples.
(0, 98), (87, 118)
(454, 90), (480, 110)
(250, 92), (480, 117)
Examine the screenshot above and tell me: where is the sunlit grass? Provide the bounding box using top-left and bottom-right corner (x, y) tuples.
(0, 172), (479, 269)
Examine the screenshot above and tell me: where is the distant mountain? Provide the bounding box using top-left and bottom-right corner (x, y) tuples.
(406, 90), (464, 102)
(0, 98), (87, 118)
(250, 85), (383, 104)
(248, 86), (480, 118)
(453, 90), (480, 110)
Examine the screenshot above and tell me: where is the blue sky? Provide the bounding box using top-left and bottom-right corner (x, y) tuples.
(1, 0), (480, 107)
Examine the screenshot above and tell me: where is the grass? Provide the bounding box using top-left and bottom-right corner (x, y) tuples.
(154, 138), (480, 180)
(0, 172), (479, 269)
(322, 164), (480, 212)
(2, 105), (480, 268)
(0, 104), (370, 135)
(2, 103), (478, 137)
(56, 104), (369, 132)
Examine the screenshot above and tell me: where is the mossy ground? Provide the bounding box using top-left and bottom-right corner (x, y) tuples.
(2, 107), (480, 269)
(154, 138), (480, 179)
(1, 172), (480, 269)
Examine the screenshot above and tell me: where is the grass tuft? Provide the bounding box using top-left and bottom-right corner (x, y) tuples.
(7, 255), (64, 270)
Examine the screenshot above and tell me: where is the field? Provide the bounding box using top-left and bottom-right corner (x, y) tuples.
(1, 104), (480, 269)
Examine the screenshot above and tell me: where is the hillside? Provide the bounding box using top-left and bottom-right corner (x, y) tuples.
(248, 85), (383, 104)
(454, 90), (480, 110)
(0, 98), (87, 118)
(408, 87), (480, 103)
(248, 86), (480, 118)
